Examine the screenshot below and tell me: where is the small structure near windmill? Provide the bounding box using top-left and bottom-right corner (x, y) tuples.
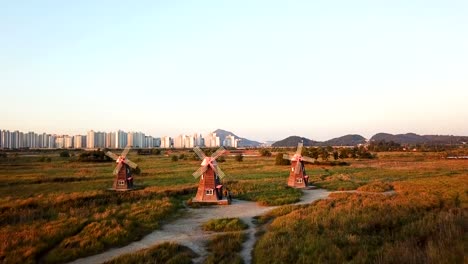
(283, 142), (315, 188)
(105, 146), (138, 191)
(192, 146), (230, 204)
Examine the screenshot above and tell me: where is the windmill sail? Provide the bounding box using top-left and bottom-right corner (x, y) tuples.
(105, 151), (119, 161)
(193, 165), (208, 178)
(193, 147), (207, 160)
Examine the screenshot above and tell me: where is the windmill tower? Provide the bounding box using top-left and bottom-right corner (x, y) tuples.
(105, 146), (138, 191)
(283, 142), (315, 188)
(192, 146), (229, 203)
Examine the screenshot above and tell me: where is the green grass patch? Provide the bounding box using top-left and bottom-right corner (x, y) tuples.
(204, 232), (246, 264)
(202, 218), (248, 232)
(104, 242), (196, 264)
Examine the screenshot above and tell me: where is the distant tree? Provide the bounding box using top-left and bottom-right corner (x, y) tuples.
(217, 156), (226, 163)
(275, 153), (291, 165)
(259, 149), (272, 157)
(59, 150), (70, 158)
(320, 148), (330, 161)
(235, 154), (243, 162)
(46, 157), (52, 162)
(171, 155), (179, 162)
(179, 153), (186, 160)
(333, 151), (339, 160)
(309, 148), (319, 160)
(190, 153), (199, 161)
(338, 148), (348, 159)
(151, 148), (162, 155)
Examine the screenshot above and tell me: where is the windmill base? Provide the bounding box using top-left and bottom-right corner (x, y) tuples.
(189, 198), (230, 206)
(107, 185), (142, 192)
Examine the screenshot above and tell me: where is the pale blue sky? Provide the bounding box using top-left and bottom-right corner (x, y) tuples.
(1, 1), (467, 141)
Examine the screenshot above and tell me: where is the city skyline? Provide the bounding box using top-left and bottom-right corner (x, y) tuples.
(1, 1), (467, 141)
(0, 128), (246, 149)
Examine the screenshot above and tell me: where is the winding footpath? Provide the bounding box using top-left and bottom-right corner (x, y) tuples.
(67, 189), (331, 264)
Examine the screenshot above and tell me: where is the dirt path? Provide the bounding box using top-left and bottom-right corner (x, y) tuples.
(68, 189), (330, 264)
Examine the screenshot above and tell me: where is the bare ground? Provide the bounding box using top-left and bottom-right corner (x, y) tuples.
(67, 189), (330, 264)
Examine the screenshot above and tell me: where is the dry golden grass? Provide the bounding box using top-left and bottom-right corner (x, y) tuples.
(1, 150), (467, 263)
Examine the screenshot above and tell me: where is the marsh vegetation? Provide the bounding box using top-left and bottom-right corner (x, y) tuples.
(0, 149), (466, 263)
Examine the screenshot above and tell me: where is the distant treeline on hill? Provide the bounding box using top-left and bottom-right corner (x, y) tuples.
(272, 133), (467, 147)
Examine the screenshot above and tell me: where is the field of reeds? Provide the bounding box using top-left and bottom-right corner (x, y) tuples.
(0, 149), (466, 263)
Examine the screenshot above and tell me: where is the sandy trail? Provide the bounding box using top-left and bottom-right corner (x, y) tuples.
(68, 189), (330, 264)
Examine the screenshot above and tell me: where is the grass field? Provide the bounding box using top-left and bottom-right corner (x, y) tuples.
(0, 149), (467, 263)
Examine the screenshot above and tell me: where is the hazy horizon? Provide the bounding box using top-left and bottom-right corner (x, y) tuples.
(1, 1), (467, 142)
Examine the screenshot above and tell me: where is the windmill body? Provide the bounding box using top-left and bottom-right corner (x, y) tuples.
(283, 142), (314, 188)
(192, 147), (229, 204)
(106, 146), (138, 191)
(195, 165), (223, 202)
(287, 159), (308, 188)
(113, 163), (133, 190)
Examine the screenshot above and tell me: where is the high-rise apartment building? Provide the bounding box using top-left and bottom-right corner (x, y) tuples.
(64, 136), (73, 148)
(106, 132), (116, 148)
(116, 130), (128, 148)
(223, 134), (240, 148)
(87, 130), (95, 149)
(204, 132), (220, 148)
(160, 136), (172, 148)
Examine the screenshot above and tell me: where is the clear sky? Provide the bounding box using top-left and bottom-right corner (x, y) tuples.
(1, 1), (467, 142)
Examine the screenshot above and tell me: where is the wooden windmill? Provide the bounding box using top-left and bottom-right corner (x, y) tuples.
(283, 142), (315, 188)
(192, 146), (229, 203)
(106, 146), (138, 191)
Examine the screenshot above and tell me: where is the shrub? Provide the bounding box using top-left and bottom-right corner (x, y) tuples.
(178, 154), (186, 160)
(204, 232), (246, 264)
(275, 153), (290, 165)
(235, 154), (243, 162)
(357, 181), (393, 192)
(217, 156), (226, 163)
(59, 150), (70, 158)
(171, 155), (178, 162)
(151, 148), (161, 155)
(202, 218), (248, 232)
(259, 149), (272, 157)
(103, 242), (196, 264)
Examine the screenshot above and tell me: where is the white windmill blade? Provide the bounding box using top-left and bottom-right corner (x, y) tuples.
(214, 165), (226, 179)
(113, 162), (123, 175)
(301, 156), (315, 163)
(105, 151), (119, 161)
(192, 165), (208, 178)
(124, 159), (138, 169)
(296, 142), (303, 155)
(283, 154), (292, 160)
(295, 160), (302, 175)
(211, 146), (226, 160)
(193, 147), (207, 160)
(121, 145), (131, 158)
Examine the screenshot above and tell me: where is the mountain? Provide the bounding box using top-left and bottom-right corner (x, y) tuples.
(271, 136), (318, 147)
(371, 133), (468, 145)
(321, 134), (366, 146)
(370, 133), (427, 144)
(213, 129), (262, 147)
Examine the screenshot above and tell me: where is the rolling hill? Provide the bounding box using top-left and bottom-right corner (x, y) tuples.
(213, 129), (262, 147)
(370, 133), (468, 145)
(271, 136), (318, 147)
